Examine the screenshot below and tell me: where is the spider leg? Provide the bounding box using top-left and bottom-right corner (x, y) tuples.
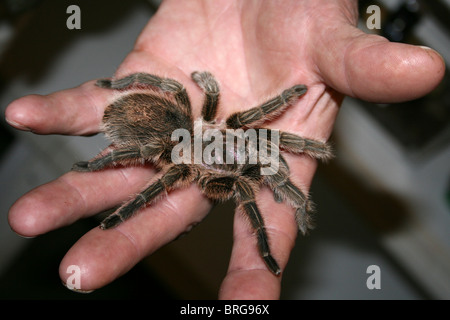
(97, 73), (191, 116)
(198, 174), (235, 202)
(279, 131), (333, 160)
(263, 156), (314, 235)
(255, 128), (333, 161)
(72, 144), (163, 172)
(101, 164), (193, 229)
(234, 179), (281, 275)
(252, 128), (329, 233)
(276, 179), (314, 235)
(226, 84), (307, 129)
(191, 71), (220, 122)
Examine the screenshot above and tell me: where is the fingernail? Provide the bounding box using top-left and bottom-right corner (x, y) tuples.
(16, 234), (36, 239)
(10, 228), (37, 239)
(418, 45), (444, 59)
(5, 118), (31, 131)
(62, 281), (95, 294)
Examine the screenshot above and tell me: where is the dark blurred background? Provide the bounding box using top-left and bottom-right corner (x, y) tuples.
(0, 0), (448, 299)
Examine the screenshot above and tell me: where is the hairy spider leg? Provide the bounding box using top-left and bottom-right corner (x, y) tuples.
(191, 71), (220, 122)
(255, 128), (334, 163)
(264, 169), (313, 235)
(198, 174), (235, 202)
(234, 179), (281, 275)
(254, 129), (333, 233)
(226, 84), (307, 129)
(71, 144), (164, 172)
(278, 131), (334, 161)
(96, 72), (192, 116)
(101, 164), (193, 229)
(277, 180), (315, 236)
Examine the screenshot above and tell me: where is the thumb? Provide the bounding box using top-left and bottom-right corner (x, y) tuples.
(314, 25), (445, 103)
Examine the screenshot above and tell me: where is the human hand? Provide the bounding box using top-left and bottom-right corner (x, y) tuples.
(6, 0), (444, 299)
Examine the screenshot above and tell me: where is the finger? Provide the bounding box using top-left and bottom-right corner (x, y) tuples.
(220, 154), (312, 299)
(8, 165), (156, 237)
(219, 267), (281, 300)
(314, 25), (445, 103)
(59, 184), (211, 291)
(219, 188), (299, 299)
(4, 80), (109, 135)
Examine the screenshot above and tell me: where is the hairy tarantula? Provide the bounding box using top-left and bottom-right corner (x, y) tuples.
(72, 71), (332, 275)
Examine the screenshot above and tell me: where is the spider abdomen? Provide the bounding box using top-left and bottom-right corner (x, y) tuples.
(102, 93), (193, 147)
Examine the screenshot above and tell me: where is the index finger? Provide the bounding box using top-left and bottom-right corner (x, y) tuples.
(5, 80), (108, 136)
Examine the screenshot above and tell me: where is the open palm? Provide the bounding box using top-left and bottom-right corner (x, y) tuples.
(6, 0), (444, 299)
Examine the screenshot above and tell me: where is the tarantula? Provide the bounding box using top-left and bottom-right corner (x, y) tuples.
(72, 71), (333, 275)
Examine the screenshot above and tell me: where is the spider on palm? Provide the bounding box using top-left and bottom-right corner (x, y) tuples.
(72, 71), (333, 275)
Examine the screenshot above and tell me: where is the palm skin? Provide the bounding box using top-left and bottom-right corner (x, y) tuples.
(5, 0), (444, 299)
